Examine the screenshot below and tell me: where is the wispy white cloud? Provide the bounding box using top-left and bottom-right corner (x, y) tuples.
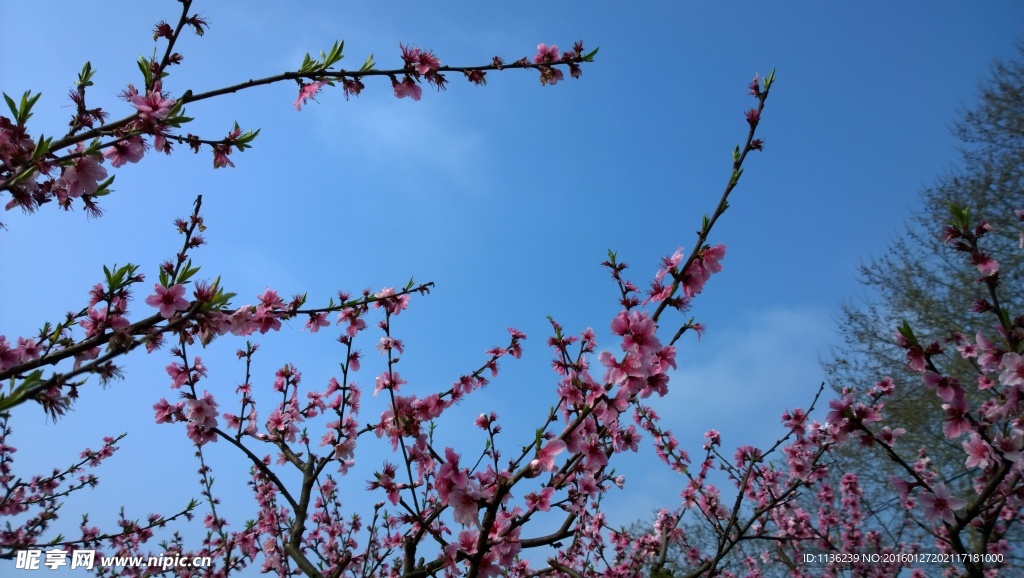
(598, 305), (835, 530)
(664, 305), (834, 449)
(305, 95), (491, 198)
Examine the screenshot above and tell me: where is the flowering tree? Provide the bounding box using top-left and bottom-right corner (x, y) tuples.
(625, 212), (1024, 577)
(0, 2), (601, 574)
(821, 48), (1024, 555)
(3, 2), (1021, 578)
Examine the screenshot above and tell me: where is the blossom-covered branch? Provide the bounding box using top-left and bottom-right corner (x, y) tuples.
(0, 0), (594, 226)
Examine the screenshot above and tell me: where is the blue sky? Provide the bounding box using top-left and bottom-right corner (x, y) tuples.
(2, 1), (1022, 574)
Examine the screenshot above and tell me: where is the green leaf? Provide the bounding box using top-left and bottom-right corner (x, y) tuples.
(83, 138), (103, 156)
(0, 370), (44, 413)
(360, 53), (375, 72)
(137, 56), (152, 86)
(582, 47), (600, 62)
(321, 43), (337, 70)
(78, 62), (95, 88)
(212, 291), (236, 309)
(20, 91), (41, 124)
(178, 261), (199, 284)
(110, 264), (126, 287)
(49, 324), (62, 345)
(3, 93), (18, 119)
(92, 175), (115, 197)
(29, 135), (51, 162)
(164, 114), (194, 128)
(896, 320), (918, 345)
(163, 98), (192, 127)
(235, 128), (260, 151)
(322, 40), (345, 70)
(947, 201), (970, 229)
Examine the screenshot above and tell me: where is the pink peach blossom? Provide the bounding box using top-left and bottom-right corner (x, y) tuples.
(131, 90), (175, 121)
(962, 433), (994, 469)
(1000, 352), (1024, 387)
(920, 483), (965, 525)
(533, 43), (560, 64)
(103, 137), (145, 167)
(145, 283), (189, 318)
(529, 439), (566, 473)
(293, 80), (326, 111)
(393, 77), (422, 100)
(59, 144), (108, 198)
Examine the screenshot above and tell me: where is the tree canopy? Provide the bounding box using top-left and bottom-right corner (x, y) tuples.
(824, 43), (1024, 550)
